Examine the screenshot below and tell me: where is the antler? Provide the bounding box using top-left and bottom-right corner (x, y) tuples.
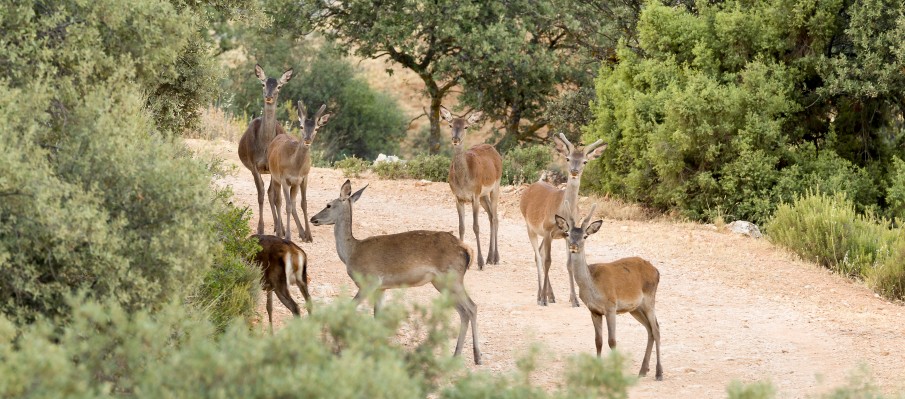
(297, 100), (307, 121)
(583, 139), (605, 154)
(581, 203), (598, 230)
(315, 103), (327, 120)
(558, 132), (575, 153)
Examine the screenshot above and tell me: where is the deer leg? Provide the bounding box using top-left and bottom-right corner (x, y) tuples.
(466, 293), (481, 365)
(471, 197), (484, 269)
(252, 169), (267, 234)
(274, 284), (301, 317)
(647, 308), (663, 380)
(282, 184), (293, 241)
(267, 180), (281, 236)
(300, 176), (312, 242)
(566, 252), (580, 308)
(270, 180), (284, 237)
(266, 290), (274, 333)
(455, 200), (466, 241)
(296, 280), (312, 314)
(542, 236), (555, 303)
(631, 310), (654, 377)
(490, 185), (500, 264)
(480, 195), (498, 265)
(591, 312), (604, 356)
(373, 289), (386, 317)
(605, 309), (617, 349)
(289, 184), (306, 242)
(527, 229), (546, 306)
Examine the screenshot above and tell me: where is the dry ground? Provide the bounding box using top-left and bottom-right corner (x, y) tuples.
(189, 139), (905, 398)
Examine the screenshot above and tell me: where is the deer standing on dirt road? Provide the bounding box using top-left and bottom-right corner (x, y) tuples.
(268, 101), (331, 242)
(442, 106), (502, 269)
(519, 133), (606, 306)
(238, 64), (293, 235)
(251, 234), (312, 331)
(309, 180), (482, 364)
(555, 203), (663, 381)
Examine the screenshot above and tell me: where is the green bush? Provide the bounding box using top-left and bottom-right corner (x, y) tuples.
(373, 155), (452, 181)
(502, 145), (555, 185)
(335, 155), (372, 178)
(767, 191), (905, 300)
(188, 194), (262, 333)
(373, 160), (408, 179)
(0, 295), (636, 399)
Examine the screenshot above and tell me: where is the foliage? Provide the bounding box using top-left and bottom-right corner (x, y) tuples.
(501, 145), (556, 185)
(0, 0), (254, 325)
(374, 155), (452, 182)
(726, 381), (776, 399)
(188, 194), (262, 332)
(767, 191), (905, 300)
(335, 156), (372, 178)
(586, 0), (905, 224)
(223, 39), (407, 161)
(0, 295), (637, 399)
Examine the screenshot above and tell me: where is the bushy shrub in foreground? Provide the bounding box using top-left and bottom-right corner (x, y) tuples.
(767, 191), (905, 300)
(0, 295), (636, 398)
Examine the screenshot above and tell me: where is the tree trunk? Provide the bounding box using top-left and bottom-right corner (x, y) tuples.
(428, 96), (442, 154)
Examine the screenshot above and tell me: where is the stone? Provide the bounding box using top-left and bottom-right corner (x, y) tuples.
(727, 220), (763, 238)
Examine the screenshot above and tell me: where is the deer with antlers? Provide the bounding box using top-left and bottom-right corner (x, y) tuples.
(519, 133), (606, 306)
(267, 101), (331, 242)
(310, 180), (482, 364)
(555, 203), (663, 380)
(251, 234), (312, 331)
(238, 64), (293, 235)
(441, 106), (502, 269)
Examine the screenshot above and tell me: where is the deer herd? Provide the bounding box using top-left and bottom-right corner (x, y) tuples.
(238, 65), (663, 380)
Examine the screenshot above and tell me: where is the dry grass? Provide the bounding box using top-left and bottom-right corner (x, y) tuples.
(184, 106), (248, 142)
(579, 194), (657, 221)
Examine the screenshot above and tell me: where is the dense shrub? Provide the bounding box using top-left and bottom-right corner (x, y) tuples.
(373, 155), (452, 181)
(502, 145), (555, 185)
(586, 0), (905, 224)
(0, 295), (636, 398)
(335, 155), (372, 178)
(767, 191), (905, 300)
(188, 195), (262, 332)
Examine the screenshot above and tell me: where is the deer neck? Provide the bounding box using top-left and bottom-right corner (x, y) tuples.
(333, 203), (358, 266)
(568, 250), (602, 304)
(558, 178), (581, 218)
(260, 104), (278, 139)
(451, 145), (470, 182)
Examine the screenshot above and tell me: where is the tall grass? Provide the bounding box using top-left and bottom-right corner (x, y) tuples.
(766, 191), (905, 300)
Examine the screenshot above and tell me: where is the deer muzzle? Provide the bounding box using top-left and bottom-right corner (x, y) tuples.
(265, 97), (274, 104)
(569, 245), (579, 253)
(451, 138), (461, 145)
(303, 140), (312, 146)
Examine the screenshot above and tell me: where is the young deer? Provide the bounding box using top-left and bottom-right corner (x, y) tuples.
(251, 234), (312, 331)
(310, 180), (482, 364)
(267, 101), (331, 242)
(441, 106), (502, 269)
(238, 64), (293, 234)
(555, 204), (663, 381)
(519, 133), (606, 306)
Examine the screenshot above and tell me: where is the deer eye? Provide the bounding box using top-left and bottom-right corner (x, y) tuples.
(566, 158), (571, 162)
(583, 161), (588, 164)
(326, 204), (331, 208)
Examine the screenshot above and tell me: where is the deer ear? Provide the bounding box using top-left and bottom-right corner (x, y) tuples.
(554, 215), (569, 235)
(278, 68), (293, 85)
(317, 113), (332, 127)
(340, 179), (352, 198)
(585, 220), (603, 236)
(350, 184), (368, 203)
(466, 111), (483, 125)
(439, 106), (453, 122)
(254, 64), (266, 83)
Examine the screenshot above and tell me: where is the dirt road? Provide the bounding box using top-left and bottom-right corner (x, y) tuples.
(191, 139), (905, 398)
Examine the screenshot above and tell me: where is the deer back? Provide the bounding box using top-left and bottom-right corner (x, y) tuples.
(450, 144), (502, 194)
(267, 133), (312, 182)
(588, 257), (659, 310)
(253, 234), (309, 291)
(348, 231), (472, 287)
(519, 182), (568, 233)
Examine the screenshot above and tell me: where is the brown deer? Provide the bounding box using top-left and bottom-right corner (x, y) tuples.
(441, 106), (502, 269)
(519, 133), (606, 306)
(251, 234), (312, 331)
(267, 101), (331, 242)
(310, 180), (482, 364)
(555, 203), (663, 381)
(238, 64), (293, 235)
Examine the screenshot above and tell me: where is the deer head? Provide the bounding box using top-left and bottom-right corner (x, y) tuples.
(555, 203), (603, 254)
(440, 106), (483, 147)
(255, 64), (293, 105)
(310, 180), (367, 226)
(297, 102), (331, 146)
(554, 133), (607, 180)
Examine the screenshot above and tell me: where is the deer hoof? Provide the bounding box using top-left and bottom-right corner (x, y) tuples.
(571, 300), (580, 308)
